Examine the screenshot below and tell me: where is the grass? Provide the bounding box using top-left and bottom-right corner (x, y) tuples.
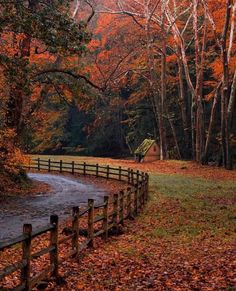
(143, 174), (236, 241)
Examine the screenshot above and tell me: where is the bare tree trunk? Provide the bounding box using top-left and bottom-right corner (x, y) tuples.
(166, 110), (182, 159)
(221, 0), (232, 169)
(160, 35), (168, 159)
(177, 53), (191, 156)
(144, 2), (167, 160)
(203, 83), (221, 163)
(227, 69), (236, 126)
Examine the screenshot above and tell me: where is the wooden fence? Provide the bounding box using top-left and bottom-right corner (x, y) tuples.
(0, 158), (149, 291)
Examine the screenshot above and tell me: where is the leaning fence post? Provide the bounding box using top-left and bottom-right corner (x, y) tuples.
(50, 215), (59, 278)
(21, 224), (32, 291)
(107, 165), (110, 179)
(119, 190), (124, 226)
(103, 196), (109, 240)
(113, 194), (119, 233)
(72, 207), (79, 255)
(88, 199), (94, 247)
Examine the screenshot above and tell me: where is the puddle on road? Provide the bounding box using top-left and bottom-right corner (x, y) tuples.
(0, 173), (108, 242)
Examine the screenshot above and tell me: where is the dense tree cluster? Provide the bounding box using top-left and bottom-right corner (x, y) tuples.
(0, 0), (236, 170)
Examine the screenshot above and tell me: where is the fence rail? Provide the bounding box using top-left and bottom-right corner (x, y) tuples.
(0, 158), (149, 291)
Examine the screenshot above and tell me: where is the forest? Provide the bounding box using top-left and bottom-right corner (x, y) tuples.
(0, 1), (236, 290)
(0, 0), (235, 175)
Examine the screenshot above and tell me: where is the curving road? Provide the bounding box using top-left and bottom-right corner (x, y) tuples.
(0, 173), (108, 242)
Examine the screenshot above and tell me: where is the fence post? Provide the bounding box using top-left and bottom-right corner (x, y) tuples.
(107, 165), (110, 179)
(21, 224), (32, 291)
(60, 160), (63, 173)
(83, 162), (86, 175)
(119, 166), (122, 181)
(113, 194), (119, 234)
(88, 199), (94, 247)
(141, 182), (145, 208)
(50, 215), (59, 278)
(119, 190), (124, 226)
(28, 159), (31, 171)
(137, 170), (140, 184)
(145, 173), (149, 201)
(37, 158), (40, 171)
(103, 196), (109, 240)
(131, 169), (134, 185)
(48, 159), (51, 172)
(126, 187), (132, 219)
(72, 161), (75, 175)
(96, 164), (99, 177)
(72, 207), (79, 255)
(128, 168), (131, 184)
(134, 185), (138, 216)
(138, 183), (142, 210)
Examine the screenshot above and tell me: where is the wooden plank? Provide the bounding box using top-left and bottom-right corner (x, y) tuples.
(94, 215), (104, 223)
(94, 229), (104, 238)
(78, 239), (90, 252)
(31, 246), (55, 260)
(94, 203), (107, 209)
(0, 234), (27, 250)
(29, 264), (54, 289)
(58, 233), (75, 245)
(61, 249), (77, 261)
(79, 207), (89, 217)
(0, 260), (26, 280)
(31, 224), (54, 238)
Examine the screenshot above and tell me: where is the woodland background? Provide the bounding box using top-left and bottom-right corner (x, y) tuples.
(0, 0), (236, 174)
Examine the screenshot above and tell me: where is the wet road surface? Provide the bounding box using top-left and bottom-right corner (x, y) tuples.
(0, 173), (108, 242)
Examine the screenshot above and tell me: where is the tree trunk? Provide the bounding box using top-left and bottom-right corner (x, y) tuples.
(5, 0), (38, 136)
(221, 0), (232, 169)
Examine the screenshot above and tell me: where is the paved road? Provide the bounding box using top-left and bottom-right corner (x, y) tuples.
(0, 173), (107, 242)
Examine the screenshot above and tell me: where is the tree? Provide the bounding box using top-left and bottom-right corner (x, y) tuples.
(0, 0), (91, 171)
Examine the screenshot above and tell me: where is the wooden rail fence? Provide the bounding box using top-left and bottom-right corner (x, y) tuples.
(0, 158), (149, 291)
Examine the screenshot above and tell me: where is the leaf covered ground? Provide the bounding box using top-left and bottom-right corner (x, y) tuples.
(1, 158), (236, 290)
(43, 158), (236, 291)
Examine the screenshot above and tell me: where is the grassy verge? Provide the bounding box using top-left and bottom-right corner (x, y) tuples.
(145, 174), (236, 242)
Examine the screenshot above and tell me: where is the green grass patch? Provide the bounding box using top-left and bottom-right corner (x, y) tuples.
(145, 174), (236, 241)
